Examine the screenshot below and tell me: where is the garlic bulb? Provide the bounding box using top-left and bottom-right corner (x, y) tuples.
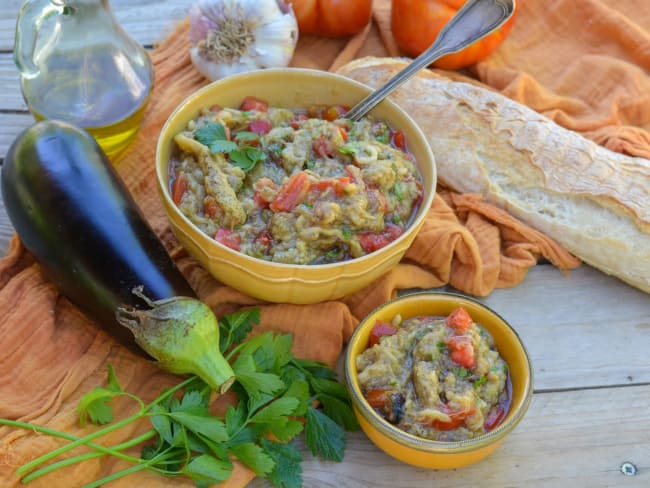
(188, 0), (299, 81)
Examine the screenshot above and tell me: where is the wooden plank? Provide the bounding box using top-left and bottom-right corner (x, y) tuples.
(251, 384), (650, 488)
(0, 185), (13, 254)
(1, 0), (190, 51)
(0, 54), (24, 111)
(477, 265), (650, 391)
(0, 112), (33, 161)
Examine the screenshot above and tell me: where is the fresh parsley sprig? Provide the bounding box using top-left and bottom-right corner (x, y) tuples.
(0, 307), (358, 488)
(194, 121), (266, 172)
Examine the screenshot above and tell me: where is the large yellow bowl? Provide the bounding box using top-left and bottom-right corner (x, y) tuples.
(156, 68), (436, 304)
(345, 292), (533, 469)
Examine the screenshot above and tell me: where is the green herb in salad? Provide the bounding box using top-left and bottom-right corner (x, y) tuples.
(195, 121), (266, 172)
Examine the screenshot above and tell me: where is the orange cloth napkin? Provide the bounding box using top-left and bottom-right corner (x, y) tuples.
(1, 0), (648, 486)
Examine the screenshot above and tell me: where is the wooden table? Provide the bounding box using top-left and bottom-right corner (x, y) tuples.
(1, 2), (648, 487)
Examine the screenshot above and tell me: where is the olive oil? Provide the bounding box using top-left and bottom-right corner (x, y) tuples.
(21, 48), (152, 158)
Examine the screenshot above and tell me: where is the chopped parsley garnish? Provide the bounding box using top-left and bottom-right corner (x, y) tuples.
(473, 376), (488, 388)
(393, 182), (404, 201)
(375, 133), (389, 144)
(452, 366), (470, 378)
(338, 145), (357, 157)
(194, 121), (266, 172)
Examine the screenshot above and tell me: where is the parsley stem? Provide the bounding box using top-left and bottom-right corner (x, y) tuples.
(82, 457), (161, 488)
(21, 430), (158, 483)
(16, 377), (196, 476)
(16, 412), (144, 475)
(82, 447), (181, 488)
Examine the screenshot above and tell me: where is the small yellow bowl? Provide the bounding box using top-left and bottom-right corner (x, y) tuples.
(155, 68), (436, 304)
(345, 292), (533, 469)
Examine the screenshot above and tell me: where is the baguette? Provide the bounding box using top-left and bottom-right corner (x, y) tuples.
(337, 57), (650, 294)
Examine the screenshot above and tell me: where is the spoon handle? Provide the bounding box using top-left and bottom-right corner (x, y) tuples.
(344, 0), (515, 122)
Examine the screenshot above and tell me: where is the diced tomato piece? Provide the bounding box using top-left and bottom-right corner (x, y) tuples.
(312, 134), (336, 158)
(311, 176), (350, 196)
(445, 307), (474, 332)
(214, 228), (241, 251)
(358, 224), (404, 253)
(248, 119), (273, 135)
(427, 404), (476, 431)
(203, 196), (221, 218)
(253, 231), (272, 254)
(253, 177), (276, 208)
(270, 171), (311, 213)
(240, 96), (268, 112)
(321, 104), (349, 121)
(365, 388), (393, 409)
(369, 320), (398, 347)
(289, 114), (309, 129)
(445, 335), (475, 368)
(171, 174), (188, 205)
(392, 130), (407, 151)
(484, 404), (506, 431)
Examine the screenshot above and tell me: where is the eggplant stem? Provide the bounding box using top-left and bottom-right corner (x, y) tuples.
(131, 285), (156, 307)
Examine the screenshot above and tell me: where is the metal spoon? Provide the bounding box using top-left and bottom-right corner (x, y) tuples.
(344, 0), (515, 121)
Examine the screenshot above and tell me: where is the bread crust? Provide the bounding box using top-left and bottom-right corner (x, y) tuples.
(337, 57), (650, 293)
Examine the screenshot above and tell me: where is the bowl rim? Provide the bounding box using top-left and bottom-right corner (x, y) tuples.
(154, 67), (436, 273)
(345, 291), (534, 454)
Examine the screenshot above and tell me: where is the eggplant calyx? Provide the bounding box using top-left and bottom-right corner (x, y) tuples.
(115, 287), (236, 394)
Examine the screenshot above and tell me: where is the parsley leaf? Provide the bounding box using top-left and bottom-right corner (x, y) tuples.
(195, 120), (227, 143)
(194, 121), (266, 172)
(169, 411), (229, 442)
(229, 148), (266, 171)
(181, 454), (233, 487)
(234, 131), (260, 142)
(194, 122), (238, 153)
(150, 404), (175, 445)
(219, 308), (260, 353)
(319, 395), (360, 431)
(262, 438), (303, 488)
(106, 364), (122, 392)
(229, 442), (275, 477)
(76, 388), (117, 425)
(76, 365), (124, 425)
(232, 353), (285, 398)
(304, 406), (346, 461)
(209, 139), (239, 154)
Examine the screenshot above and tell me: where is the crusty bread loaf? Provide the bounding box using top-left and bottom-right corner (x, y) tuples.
(337, 57), (650, 294)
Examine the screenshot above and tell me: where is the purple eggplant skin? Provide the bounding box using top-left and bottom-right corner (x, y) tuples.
(1, 120), (196, 357)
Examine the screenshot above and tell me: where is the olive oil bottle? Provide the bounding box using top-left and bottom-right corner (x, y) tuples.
(14, 0), (153, 159)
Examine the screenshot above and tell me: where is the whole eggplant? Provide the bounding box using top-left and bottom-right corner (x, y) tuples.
(1, 120), (196, 356)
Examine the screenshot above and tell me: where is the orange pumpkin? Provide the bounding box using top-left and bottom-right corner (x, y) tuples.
(391, 0), (518, 70)
(289, 0), (373, 37)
